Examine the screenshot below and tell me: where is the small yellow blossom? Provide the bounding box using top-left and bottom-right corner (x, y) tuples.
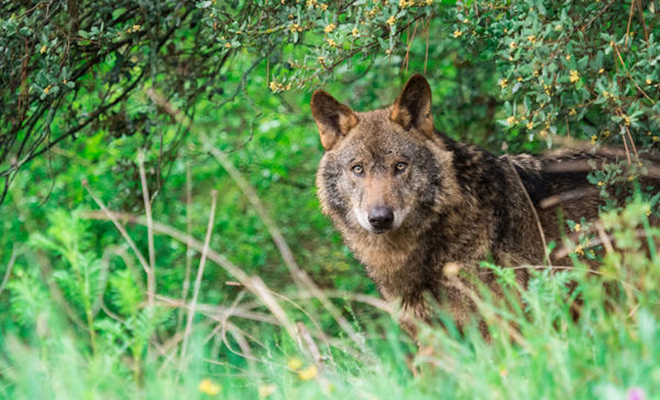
(646, 78), (652, 85)
(352, 27), (359, 37)
(463, 18), (469, 23)
(498, 78), (508, 89)
(40, 45), (47, 54)
(574, 223), (581, 232)
(199, 379), (222, 396)
(527, 35), (537, 44)
(602, 129), (611, 138)
(399, 0), (412, 7)
(539, 129), (548, 137)
(627, 175), (635, 182)
(623, 115), (631, 126)
(317, 56), (326, 62)
(526, 122), (534, 130)
(324, 23), (336, 33)
(225, 42), (232, 48)
(598, 181), (604, 186)
(591, 135), (598, 145)
(509, 41), (517, 49)
(646, 209), (652, 217)
(598, 68), (605, 74)
(574, 244), (584, 256)
(533, 70), (540, 77)
(569, 70), (579, 83)
(507, 116), (517, 126)
(385, 48), (392, 55)
(387, 16), (396, 26)
(269, 81), (278, 91)
(258, 384), (277, 398)
(425, 0), (433, 4)
(453, 30), (462, 38)
(320, 3), (328, 10)
(298, 365), (318, 380)
(653, 136), (659, 142)
(306, 0), (317, 6)
(287, 357), (303, 371)
(43, 84), (52, 94)
(326, 38), (337, 47)
(569, 108), (577, 116)
(565, 54), (571, 61)
(555, 24), (563, 31)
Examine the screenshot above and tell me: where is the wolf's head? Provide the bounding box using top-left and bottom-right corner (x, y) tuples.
(312, 75), (460, 236)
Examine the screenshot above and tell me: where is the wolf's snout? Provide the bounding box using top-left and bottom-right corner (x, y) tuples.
(368, 206), (394, 231)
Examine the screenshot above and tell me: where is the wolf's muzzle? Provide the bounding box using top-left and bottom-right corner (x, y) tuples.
(368, 206), (394, 231)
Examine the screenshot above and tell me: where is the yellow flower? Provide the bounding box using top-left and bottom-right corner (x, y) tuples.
(324, 23), (336, 33)
(453, 30), (462, 38)
(225, 42), (232, 48)
(385, 48), (392, 55)
(517, 76), (523, 82)
(507, 116), (517, 126)
(269, 81), (278, 92)
(287, 357), (303, 371)
(306, 0), (317, 6)
(463, 18), (469, 23)
(258, 384), (277, 398)
(320, 3), (328, 10)
(387, 16), (396, 26)
(526, 122), (534, 130)
(598, 68), (605, 74)
(298, 365), (318, 380)
(527, 35), (537, 43)
(574, 223), (581, 232)
(623, 115), (631, 126)
(198, 379), (222, 396)
(591, 135), (598, 145)
(569, 108), (577, 116)
(575, 244), (584, 256)
(498, 78), (508, 89)
(569, 70), (579, 83)
(602, 129), (611, 138)
(627, 175), (635, 182)
(352, 27), (359, 37)
(326, 38), (337, 47)
(646, 78), (652, 85)
(598, 181), (604, 186)
(40, 45), (47, 54)
(565, 54), (571, 61)
(425, 0), (433, 4)
(653, 136), (659, 142)
(43, 84), (52, 94)
(317, 56), (326, 62)
(509, 41), (517, 49)
(533, 70), (540, 77)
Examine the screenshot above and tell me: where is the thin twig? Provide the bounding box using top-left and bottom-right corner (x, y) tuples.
(138, 151), (156, 306)
(0, 244), (18, 295)
(507, 158), (553, 267)
(180, 190), (218, 366)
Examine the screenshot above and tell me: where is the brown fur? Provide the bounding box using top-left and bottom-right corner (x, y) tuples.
(311, 74), (659, 337)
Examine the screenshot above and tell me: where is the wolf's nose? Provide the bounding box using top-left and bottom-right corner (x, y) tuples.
(368, 206), (394, 230)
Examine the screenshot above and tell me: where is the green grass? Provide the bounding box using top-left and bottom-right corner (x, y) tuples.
(1, 198), (659, 400)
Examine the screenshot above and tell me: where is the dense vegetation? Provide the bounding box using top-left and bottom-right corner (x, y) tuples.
(1, 1), (659, 399)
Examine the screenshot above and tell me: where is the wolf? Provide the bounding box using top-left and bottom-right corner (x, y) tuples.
(311, 74), (658, 337)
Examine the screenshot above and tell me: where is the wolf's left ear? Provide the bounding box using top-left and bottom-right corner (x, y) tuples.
(310, 90), (359, 150)
(391, 74), (434, 138)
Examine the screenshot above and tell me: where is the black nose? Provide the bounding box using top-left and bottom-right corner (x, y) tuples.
(368, 206), (394, 230)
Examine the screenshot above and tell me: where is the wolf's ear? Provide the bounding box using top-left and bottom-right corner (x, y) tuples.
(311, 90), (359, 150)
(391, 74), (434, 138)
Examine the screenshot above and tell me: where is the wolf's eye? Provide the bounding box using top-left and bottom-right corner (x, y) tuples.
(351, 165), (364, 176)
(395, 162), (408, 172)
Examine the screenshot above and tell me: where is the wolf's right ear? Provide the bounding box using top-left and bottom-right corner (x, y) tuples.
(310, 90), (359, 151)
(391, 74), (434, 138)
